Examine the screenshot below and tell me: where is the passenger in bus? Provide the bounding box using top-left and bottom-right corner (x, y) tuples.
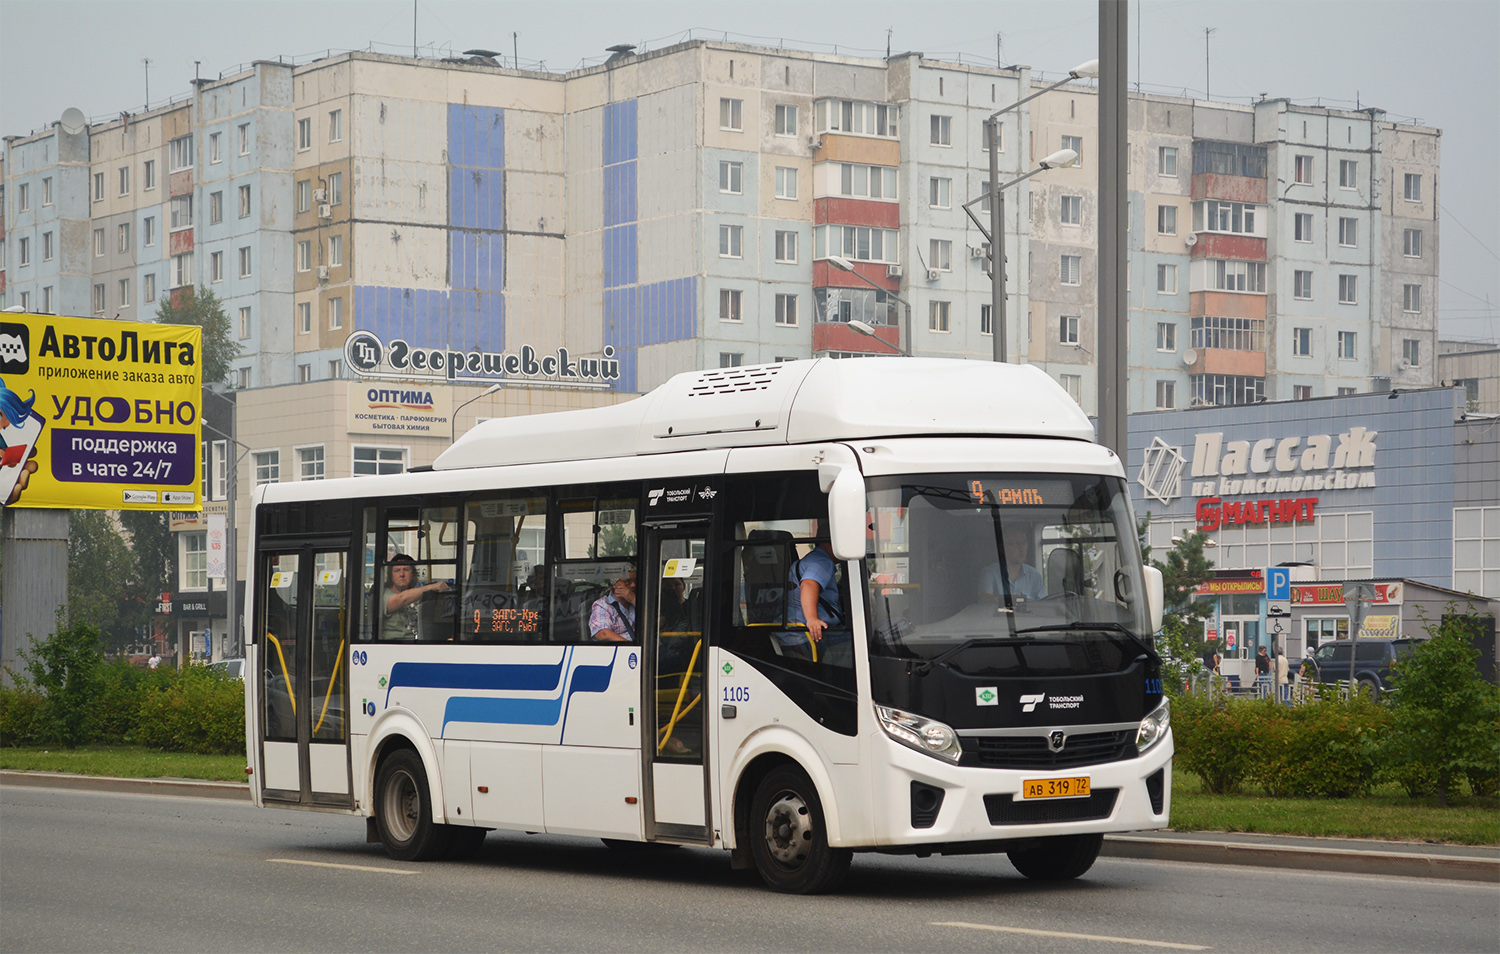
(978, 533), (1044, 602)
(786, 538), (842, 645)
(382, 555), (451, 640)
(589, 569), (637, 642)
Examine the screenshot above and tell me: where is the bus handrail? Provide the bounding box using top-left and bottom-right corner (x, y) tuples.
(314, 639), (345, 736)
(658, 636), (703, 753)
(266, 632), (295, 717)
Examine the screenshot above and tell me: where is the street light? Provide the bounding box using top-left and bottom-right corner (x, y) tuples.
(201, 385), (247, 661)
(847, 320), (911, 357)
(979, 58), (1098, 364)
(827, 254), (913, 355)
(451, 383), (503, 443)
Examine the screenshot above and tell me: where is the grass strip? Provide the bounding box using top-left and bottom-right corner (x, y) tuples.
(0, 745), (248, 783)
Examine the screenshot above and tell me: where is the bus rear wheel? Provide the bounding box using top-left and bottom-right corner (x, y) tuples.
(1007, 832), (1104, 881)
(375, 749), (451, 862)
(749, 765), (851, 894)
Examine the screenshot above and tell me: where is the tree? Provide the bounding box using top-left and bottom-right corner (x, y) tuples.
(14, 612), (106, 748)
(1139, 514), (1216, 686)
(119, 509), (175, 651)
(67, 510), (138, 644)
(155, 284), (238, 386)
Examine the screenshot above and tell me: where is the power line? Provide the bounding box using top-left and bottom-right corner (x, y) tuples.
(1438, 203), (1500, 262)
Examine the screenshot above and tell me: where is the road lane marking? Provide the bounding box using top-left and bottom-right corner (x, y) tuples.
(269, 858), (415, 875)
(933, 921), (1209, 950)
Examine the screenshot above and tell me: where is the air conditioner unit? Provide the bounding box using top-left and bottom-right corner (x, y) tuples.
(809, 135), (823, 150)
(316, 265), (329, 281)
(313, 189), (327, 203)
(926, 268), (940, 282)
(318, 204), (332, 219)
(885, 264), (903, 278)
(970, 245), (987, 259)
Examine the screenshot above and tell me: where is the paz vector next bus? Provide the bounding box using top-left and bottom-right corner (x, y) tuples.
(245, 357), (1171, 893)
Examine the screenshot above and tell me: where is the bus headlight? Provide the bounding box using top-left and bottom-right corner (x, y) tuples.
(876, 705), (963, 764)
(1136, 697), (1170, 755)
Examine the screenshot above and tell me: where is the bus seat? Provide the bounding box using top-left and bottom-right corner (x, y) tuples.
(742, 529), (791, 625)
(1047, 548), (1084, 596)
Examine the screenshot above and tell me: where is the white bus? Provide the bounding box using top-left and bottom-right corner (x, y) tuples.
(246, 357), (1170, 893)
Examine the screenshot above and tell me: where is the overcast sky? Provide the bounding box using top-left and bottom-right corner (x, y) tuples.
(3, 0), (1495, 341)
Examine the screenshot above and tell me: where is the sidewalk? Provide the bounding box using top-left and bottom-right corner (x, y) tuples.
(4, 769), (1497, 884)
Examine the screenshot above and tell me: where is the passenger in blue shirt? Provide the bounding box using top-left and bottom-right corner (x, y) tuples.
(978, 533), (1045, 602)
(787, 540), (842, 643)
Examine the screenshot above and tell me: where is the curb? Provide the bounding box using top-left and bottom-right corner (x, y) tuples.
(1102, 834), (1500, 884)
(5, 770), (1496, 883)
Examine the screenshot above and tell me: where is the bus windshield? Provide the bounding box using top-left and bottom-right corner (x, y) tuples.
(865, 472), (1153, 676)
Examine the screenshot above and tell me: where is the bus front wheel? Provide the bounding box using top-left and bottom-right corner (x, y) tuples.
(374, 749), (451, 861)
(1007, 832), (1104, 880)
(749, 765), (851, 894)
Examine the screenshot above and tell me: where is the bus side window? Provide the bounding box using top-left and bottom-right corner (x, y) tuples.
(378, 504), (458, 641)
(462, 496), (548, 643)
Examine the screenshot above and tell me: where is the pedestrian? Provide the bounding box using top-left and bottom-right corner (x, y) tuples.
(148, 653), (162, 670)
(1255, 645), (1272, 697)
(1275, 647), (1290, 703)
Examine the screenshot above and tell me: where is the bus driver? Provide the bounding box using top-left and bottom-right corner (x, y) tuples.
(382, 554), (451, 640)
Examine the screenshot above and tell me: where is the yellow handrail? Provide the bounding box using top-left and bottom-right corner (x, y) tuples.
(657, 637), (702, 753)
(265, 631), (295, 717)
(314, 638), (345, 736)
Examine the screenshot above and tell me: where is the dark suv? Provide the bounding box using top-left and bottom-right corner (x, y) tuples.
(1308, 638), (1423, 697)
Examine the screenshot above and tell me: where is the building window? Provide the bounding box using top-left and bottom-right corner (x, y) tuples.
(1060, 194), (1082, 225)
(1157, 205), (1177, 235)
(238, 246), (252, 278)
(1294, 154), (1313, 184)
(170, 195), (193, 230)
(719, 98), (742, 131)
(980, 304), (992, 336)
(775, 293), (798, 326)
(930, 115), (951, 146)
(1338, 274), (1358, 304)
(238, 123), (250, 155)
(328, 109), (342, 142)
(1403, 228), (1422, 258)
(209, 132), (222, 164)
(239, 184), (251, 218)
(719, 288), (742, 322)
(210, 251), (224, 282)
(719, 352), (743, 368)
(40, 287), (52, 313)
(1338, 217), (1358, 247)
(1159, 146), (1177, 177)
(183, 532), (208, 590)
(1337, 331), (1357, 359)
(774, 166), (797, 199)
(1059, 374), (1083, 403)
(297, 179), (311, 213)
(144, 160), (156, 190)
(118, 166), (130, 195)
(171, 252), (193, 288)
(928, 177), (951, 209)
(775, 104), (797, 137)
(1337, 387), (1357, 397)
(1293, 385), (1313, 401)
(238, 306), (251, 339)
(329, 234), (343, 267)
(1191, 316), (1265, 352)
(837, 163), (898, 200)
(1403, 173), (1421, 201)
(1293, 270), (1313, 300)
(298, 301), (312, 333)
(252, 451), (280, 485)
(774, 230), (798, 263)
(1402, 338), (1421, 367)
(296, 241), (311, 272)
(93, 284), (106, 314)
(328, 173), (342, 206)
(328, 297), (343, 330)
(1059, 314), (1079, 344)
(1060, 255), (1081, 286)
(1190, 373), (1263, 406)
(1155, 380), (1176, 409)
(298, 446), (325, 481)
(1402, 284), (1421, 313)
(1195, 200), (1258, 235)
(42, 176), (53, 205)
(815, 224), (900, 263)
(236, 368), (250, 389)
(816, 99), (898, 138)
(297, 118), (311, 150)
(929, 239), (952, 271)
(118, 278), (130, 308)
(329, 360), (342, 379)
(1294, 212), (1313, 242)
(41, 232), (53, 261)
(1212, 260), (1266, 293)
(1061, 135), (1083, 166)
(93, 171), (105, 201)
(719, 160), (743, 194)
(1156, 322), (1177, 352)
(18, 236), (30, 267)
(1338, 159), (1357, 188)
(170, 135), (193, 170)
(143, 216), (156, 247)
(1156, 264), (1178, 295)
(354, 446), (405, 477)
(929, 300), (950, 332)
(1292, 327), (1313, 357)
(209, 190), (223, 224)
(298, 363), (312, 382)
(17, 182), (29, 212)
(719, 224), (743, 258)
(144, 273), (156, 303)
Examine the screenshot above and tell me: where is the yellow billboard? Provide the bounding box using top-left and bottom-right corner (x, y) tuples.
(0, 313), (201, 511)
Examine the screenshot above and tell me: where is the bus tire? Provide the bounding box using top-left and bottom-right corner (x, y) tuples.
(1007, 832), (1104, 881)
(374, 749), (451, 862)
(749, 765), (851, 894)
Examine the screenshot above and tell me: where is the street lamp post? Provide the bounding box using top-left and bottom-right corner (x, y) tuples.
(451, 383), (503, 443)
(977, 59), (1098, 364)
(826, 255), (912, 356)
(201, 385), (245, 660)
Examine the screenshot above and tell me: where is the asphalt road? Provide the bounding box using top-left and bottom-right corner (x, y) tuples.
(2, 785), (1495, 953)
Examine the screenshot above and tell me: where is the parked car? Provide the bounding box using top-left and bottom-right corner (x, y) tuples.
(207, 658), (245, 680)
(1308, 638), (1423, 697)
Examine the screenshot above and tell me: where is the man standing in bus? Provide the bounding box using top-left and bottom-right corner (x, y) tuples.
(589, 568), (637, 642)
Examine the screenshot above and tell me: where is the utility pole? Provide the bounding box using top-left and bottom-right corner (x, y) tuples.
(143, 58), (151, 109)
(1097, 0), (1128, 455)
(1203, 27), (1216, 100)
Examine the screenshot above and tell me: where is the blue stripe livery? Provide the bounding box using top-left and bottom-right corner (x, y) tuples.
(383, 649), (618, 737)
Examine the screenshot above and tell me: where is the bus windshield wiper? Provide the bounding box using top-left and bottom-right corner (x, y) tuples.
(1010, 620), (1156, 659)
(914, 634), (1068, 676)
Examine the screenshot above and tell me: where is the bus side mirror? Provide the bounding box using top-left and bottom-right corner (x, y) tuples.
(822, 465), (866, 562)
(1142, 566), (1164, 633)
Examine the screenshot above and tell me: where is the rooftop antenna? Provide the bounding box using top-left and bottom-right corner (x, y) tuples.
(194, 60), (201, 82)
(412, 0), (418, 58)
(995, 31), (1002, 69)
(886, 26), (892, 60)
(143, 57), (152, 108)
(1203, 27), (1216, 100)
(513, 31), (519, 69)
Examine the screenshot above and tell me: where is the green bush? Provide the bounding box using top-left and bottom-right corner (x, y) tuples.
(1248, 696), (1387, 798)
(132, 667), (246, 755)
(0, 685), (48, 747)
(12, 616), (107, 749)
(1169, 691), (1261, 794)
(93, 660), (172, 744)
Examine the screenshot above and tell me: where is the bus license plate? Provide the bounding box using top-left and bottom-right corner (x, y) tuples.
(1022, 776), (1091, 800)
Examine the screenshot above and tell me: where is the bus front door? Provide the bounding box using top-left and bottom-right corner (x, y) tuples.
(258, 546), (354, 808)
(643, 529), (712, 843)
